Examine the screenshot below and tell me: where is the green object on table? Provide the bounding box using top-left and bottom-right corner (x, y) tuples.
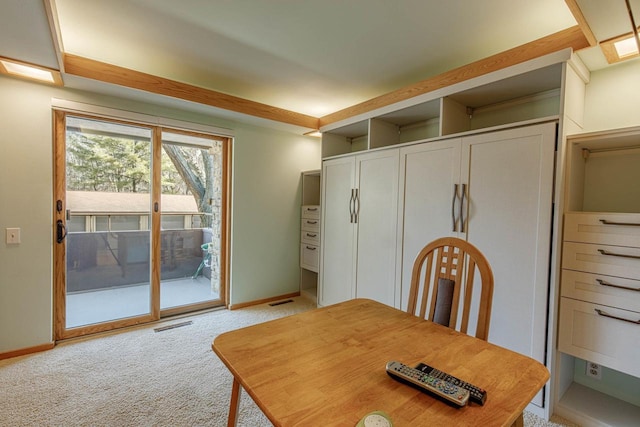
(355, 410), (393, 427)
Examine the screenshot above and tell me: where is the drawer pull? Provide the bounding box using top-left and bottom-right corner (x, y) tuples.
(306, 208), (318, 211)
(306, 220), (318, 225)
(596, 278), (640, 292)
(305, 246), (317, 251)
(595, 308), (640, 325)
(306, 233), (317, 238)
(599, 219), (640, 227)
(597, 249), (640, 260)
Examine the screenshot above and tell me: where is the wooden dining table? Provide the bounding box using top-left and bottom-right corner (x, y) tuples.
(212, 298), (549, 426)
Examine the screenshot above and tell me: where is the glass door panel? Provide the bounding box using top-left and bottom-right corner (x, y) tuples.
(160, 131), (223, 310)
(64, 116), (152, 328)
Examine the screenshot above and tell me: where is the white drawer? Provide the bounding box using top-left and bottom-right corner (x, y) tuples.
(301, 229), (320, 245)
(301, 205), (320, 219)
(300, 243), (319, 272)
(564, 212), (640, 247)
(301, 218), (320, 232)
(558, 297), (640, 378)
(561, 269), (640, 313)
(562, 242), (640, 280)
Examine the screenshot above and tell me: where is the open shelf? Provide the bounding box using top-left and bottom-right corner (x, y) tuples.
(321, 60), (565, 159)
(565, 126), (640, 213)
(556, 382), (640, 427)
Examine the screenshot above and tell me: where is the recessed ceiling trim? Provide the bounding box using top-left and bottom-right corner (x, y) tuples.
(319, 26), (590, 128)
(0, 56), (63, 86)
(63, 54), (319, 130)
(600, 32), (640, 63)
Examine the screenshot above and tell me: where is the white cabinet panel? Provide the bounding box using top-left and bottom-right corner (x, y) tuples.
(354, 150), (399, 307)
(461, 123), (556, 407)
(301, 217), (320, 232)
(319, 157), (357, 306)
(300, 244), (319, 272)
(564, 212), (640, 247)
(397, 139), (462, 309)
(563, 242), (640, 280)
(301, 230), (320, 246)
(559, 297), (640, 378)
(301, 205), (320, 219)
(560, 269), (640, 313)
(319, 151), (399, 307)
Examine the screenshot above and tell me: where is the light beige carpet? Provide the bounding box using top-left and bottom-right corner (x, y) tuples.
(0, 296), (578, 426)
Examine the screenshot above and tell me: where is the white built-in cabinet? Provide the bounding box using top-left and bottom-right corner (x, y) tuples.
(322, 124), (557, 362)
(395, 123), (555, 408)
(319, 150), (399, 307)
(300, 170), (321, 301)
(554, 127), (640, 426)
(318, 49), (592, 420)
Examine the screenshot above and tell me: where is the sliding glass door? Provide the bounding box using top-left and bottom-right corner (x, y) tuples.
(54, 111), (228, 339)
(159, 131), (224, 313)
(61, 115), (154, 331)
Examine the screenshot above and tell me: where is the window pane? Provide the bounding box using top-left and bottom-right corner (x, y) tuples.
(160, 131), (223, 309)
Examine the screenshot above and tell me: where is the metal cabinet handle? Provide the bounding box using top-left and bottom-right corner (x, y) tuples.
(349, 189), (355, 223)
(306, 233), (317, 238)
(596, 278), (640, 292)
(354, 188), (360, 223)
(306, 220), (318, 225)
(459, 183), (467, 233)
(595, 308), (640, 325)
(307, 207), (318, 211)
(598, 249), (640, 260)
(599, 219), (640, 227)
(451, 184), (459, 232)
(306, 246), (317, 251)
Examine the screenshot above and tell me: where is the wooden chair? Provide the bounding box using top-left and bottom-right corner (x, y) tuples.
(407, 236), (494, 341)
(408, 237), (527, 426)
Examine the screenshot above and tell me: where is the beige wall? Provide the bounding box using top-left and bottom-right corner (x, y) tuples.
(0, 75), (320, 353)
(583, 59), (640, 132)
(2, 57), (639, 355)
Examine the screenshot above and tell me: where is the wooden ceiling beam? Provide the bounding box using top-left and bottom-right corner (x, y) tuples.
(319, 26), (591, 128)
(63, 53), (320, 130)
(564, 0), (598, 46)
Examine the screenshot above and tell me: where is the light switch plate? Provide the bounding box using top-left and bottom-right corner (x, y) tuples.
(6, 228), (21, 244)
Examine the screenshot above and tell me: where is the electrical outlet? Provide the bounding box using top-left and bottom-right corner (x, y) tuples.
(6, 228), (21, 244)
(586, 361), (602, 380)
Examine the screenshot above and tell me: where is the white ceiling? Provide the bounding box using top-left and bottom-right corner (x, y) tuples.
(1, 0), (639, 131)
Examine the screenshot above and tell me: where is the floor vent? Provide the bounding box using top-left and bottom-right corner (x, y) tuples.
(269, 299), (294, 307)
(154, 320), (193, 332)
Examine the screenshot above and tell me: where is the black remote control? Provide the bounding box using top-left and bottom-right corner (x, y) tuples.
(414, 362), (487, 405)
(386, 361), (469, 406)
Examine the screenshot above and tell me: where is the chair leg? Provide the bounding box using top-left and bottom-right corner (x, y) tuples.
(510, 412), (524, 427)
(227, 377), (241, 427)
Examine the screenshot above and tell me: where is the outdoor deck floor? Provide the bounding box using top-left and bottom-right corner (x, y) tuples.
(66, 276), (220, 328)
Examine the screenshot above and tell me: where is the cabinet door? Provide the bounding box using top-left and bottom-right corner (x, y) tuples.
(397, 139), (462, 309)
(319, 157), (357, 306)
(354, 150), (400, 307)
(461, 122), (556, 407)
